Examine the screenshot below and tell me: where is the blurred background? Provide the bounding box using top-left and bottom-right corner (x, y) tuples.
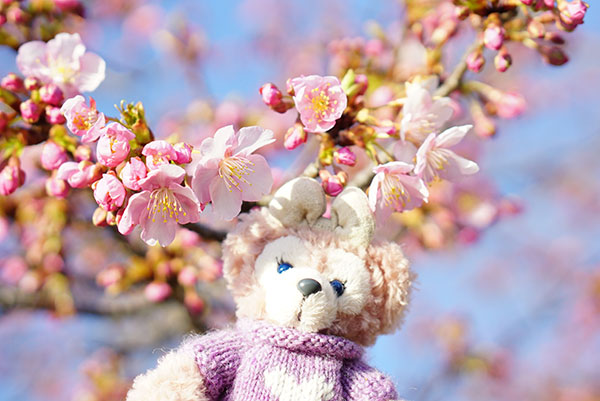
(0, 1), (599, 400)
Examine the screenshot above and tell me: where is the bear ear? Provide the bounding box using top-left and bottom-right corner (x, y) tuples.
(365, 241), (413, 335)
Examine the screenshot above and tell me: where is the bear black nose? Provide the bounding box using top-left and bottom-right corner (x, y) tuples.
(297, 279), (322, 296)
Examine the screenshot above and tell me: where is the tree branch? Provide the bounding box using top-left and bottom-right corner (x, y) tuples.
(183, 222), (227, 242)
(435, 41), (482, 98)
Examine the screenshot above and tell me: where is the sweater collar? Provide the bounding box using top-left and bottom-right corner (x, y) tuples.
(238, 319), (363, 360)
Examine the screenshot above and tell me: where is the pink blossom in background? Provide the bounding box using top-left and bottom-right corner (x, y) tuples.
(415, 125), (479, 183)
(401, 78), (453, 143)
(120, 157), (147, 190)
(40, 141), (68, 170)
(61, 95), (106, 142)
(93, 173), (126, 212)
(559, 0), (589, 26)
(320, 171), (345, 196)
(20, 100), (41, 123)
(16, 32), (106, 98)
(466, 50), (485, 73)
(1, 73), (24, 92)
(494, 91), (526, 119)
(39, 84), (64, 106)
(393, 140), (418, 164)
(144, 281), (172, 302)
(0, 256), (28, 285)
(191, 125), (275, 220)
(283, 124), (307, 150)
(96, 123), (135, 168)
(290, 75), (347, 133)
(368, 161), (429, 219)
(334, 147), (356, 166)
(56, 161), (101, 188)
(142, 140), (177, 170)
(45, 106), (67, 124)
(118, 164), (201, 246)
(483, 25), (505, 50)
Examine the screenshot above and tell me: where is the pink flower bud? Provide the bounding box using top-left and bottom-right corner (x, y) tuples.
(0, 160), (26, 195)
(1, 73), (24, 92)
(319, 170), (346, 197)
(334, 147), (356, 166)
(42, 253), (64, 274)
(457, 227), (480, 244)
(20, 99), (42, 123)
(45, 175), (69, 198)
(494, 49), (512, 72)
(96, 263), (125, 288)
(364, 39), (384, 57)
(53, 0), (81, 11)
(466, 50), (485, 73)
(105, 211), (117, 225)
(483, 25), (505, 51)
(495, 91), (526, 119)
(259, 83), (283, 107)
(93, 173), (126, 212)
(144, 281), (172, 302)
(39, 84), (64, 106)
(284, 124), (307, 150)
(119, 156), (147, 190)
(156, 261), (173, 278)
(179, 229), (200, 247)
(543, 0), (555, 7)
(0, 15), (6, 26)
(184, 292), (204, 315)
(45, 106), (66, 124)
(520, 0), (534, 5)
(354, 74), (369, 96)
(173, 142), (192, 164)
(96, 123), (135, 168)
(178, 266), (198, 287)
(19, 271), (42, 293)
(24, 77), (41, 91)
(92, 207), (108, 227)
(41, 140), (68, 170)
(285, 78), (294, 95)
(74, 145), (92, 162)
(559, 0), (588, 26)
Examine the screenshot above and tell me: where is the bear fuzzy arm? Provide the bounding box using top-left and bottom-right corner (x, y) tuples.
(341, 358), (398, 401)
(126, 345), (208, 401)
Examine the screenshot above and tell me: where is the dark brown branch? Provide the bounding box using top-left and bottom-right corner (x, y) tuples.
(183, 222), (228, 242)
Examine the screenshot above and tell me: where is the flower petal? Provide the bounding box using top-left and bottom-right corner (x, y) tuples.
(141, 218), (177, 247)
(209, 176), (243, 221)
(46, 32), (86, 65)
(16, 41), (48, 78)
(393, 140), (417, 164)
(200, 125), (235, 164)
(139, 164), (186, 191)
(75, 52), (106, 93)
(234, 126), (275, 157)
(436, 125), (472, 148)
(368, 172), (384, 212)
(118, 191), (150, 235)
(438, 153), (480, 181)
(237, 154), (273, 201)
(169, 185), (202, 224)
(191, 166), (218, 204)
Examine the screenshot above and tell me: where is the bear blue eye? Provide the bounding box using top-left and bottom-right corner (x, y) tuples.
(276, 258), (293, 274)
(330, 280), (345, 297)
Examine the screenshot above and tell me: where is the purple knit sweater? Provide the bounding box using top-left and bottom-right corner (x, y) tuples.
(193, 320), (397, 401)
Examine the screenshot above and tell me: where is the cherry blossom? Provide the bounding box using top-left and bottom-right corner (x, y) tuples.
(16, 32), (105, 97)
(191, 125), (275, 220)
(415, 125), (479, 183)
(96, 123), (135, 168)
(61, 95), (106, 143)
(56, 161), (101, 188)
(368, 161), (429, 219)
(290, 75), (347, 133)
(93, 173), (126, 212)
(120, 157), (147, 191)
(142, 140), (177, 170)
(400, 78), (453, 144)
(118, 164), (201, 246)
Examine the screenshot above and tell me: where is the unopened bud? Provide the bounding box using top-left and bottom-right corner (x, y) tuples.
(20, 99), (42, 123)
(334, 147), (356, 166)
(284, 124), (307, 150)
(92, 207), (108, 227)
(39, 84), (64, 106)
(527, 20), (546, 38)
(45, 106), (66, 124)
(24, 77), (41, 91)
(540, 45), (569, 66)
(494, 48), (512, 72)
(1, 73), (24, 92)
(483, 25), (505, 51)
(466, 50), (485, 73)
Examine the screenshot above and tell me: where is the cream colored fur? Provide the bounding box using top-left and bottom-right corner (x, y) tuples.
(126, 347), (207, 401)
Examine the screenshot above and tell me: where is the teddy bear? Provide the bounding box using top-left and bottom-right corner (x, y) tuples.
(126, 177), (412, 401)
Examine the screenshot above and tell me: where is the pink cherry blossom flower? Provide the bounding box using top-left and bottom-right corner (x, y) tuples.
(178, 266), (198, 287)
(0, 256), (28, 285)
(118, 164), (201, 246)
(494, 91), (526, 119)
(259, 82), (283, 107)
(40, 140), (68, 170)
(0, 162), (26, 196)
(120, 157), (147, 190)
(173, 142), (193, 164)
(142, 140), (177, 170)
(400, 78), (453, 144)
(61, 95), (106, 142)
(320, 172), (345, 196)
(56, 160), (101, 188)
(559, 0), (588, 26)
(191, 125), (275, 220)
(16, 32), (106, 98)
(290, 75), (347, 133)
(93, 173), (126, 212)
(466, 50), (485, 73)
(415, 125), (479, 183)
(96, 123), (135, 168)
(1, 73), (24, 92)
(368, 162), (429, 219)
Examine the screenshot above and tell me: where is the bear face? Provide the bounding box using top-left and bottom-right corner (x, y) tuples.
(222, 178), (413, 346)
